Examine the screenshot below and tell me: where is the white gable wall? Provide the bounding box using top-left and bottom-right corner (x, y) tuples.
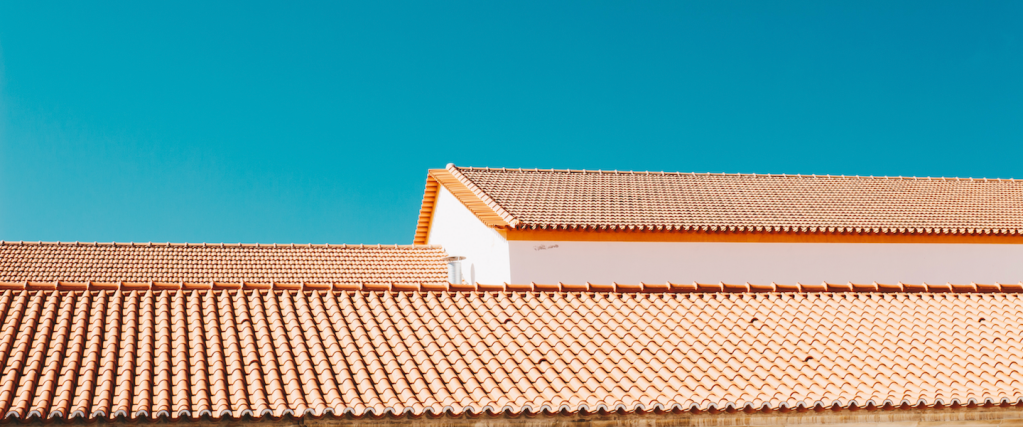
(426, 186), (511, 284)
(505, 241), (1023, 284)
(507, 240), (1023, 285)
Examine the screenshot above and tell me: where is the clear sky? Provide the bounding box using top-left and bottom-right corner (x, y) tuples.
(1, 1), (1021, 245)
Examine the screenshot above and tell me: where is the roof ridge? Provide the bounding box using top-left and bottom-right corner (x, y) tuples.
(0, 280), (1017, 294)
(0, 240), (443, 249)
(454, 166), (1019, 182)
(446, 164), (521, 227)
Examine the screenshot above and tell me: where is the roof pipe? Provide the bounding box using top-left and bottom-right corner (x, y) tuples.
(443, 256), (466, 284)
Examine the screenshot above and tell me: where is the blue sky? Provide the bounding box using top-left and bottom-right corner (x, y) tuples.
(1, 1), (1021, 244)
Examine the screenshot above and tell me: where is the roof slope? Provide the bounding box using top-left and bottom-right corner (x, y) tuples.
(448, 165), (1023, 235)
(0, 242), (448, 284)
(3, 289), (1023, 421)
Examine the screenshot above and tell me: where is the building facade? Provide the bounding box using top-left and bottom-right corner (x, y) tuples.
(418, 164), (1023, 286)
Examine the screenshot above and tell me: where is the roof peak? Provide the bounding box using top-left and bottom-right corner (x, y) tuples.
(449, 164), (1017, 182)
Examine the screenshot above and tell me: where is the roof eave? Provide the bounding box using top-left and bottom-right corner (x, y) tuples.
(412, 167), (517, 245)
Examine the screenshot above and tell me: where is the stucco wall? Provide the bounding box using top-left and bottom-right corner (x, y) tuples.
(508, 240), (1023, 285)
(426, 186), (511, 284)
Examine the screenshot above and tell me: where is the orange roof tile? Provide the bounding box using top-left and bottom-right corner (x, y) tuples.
(2, 289), (1023, 421)
(0, 241), (448, 284)
(423, 164), (1023, 236)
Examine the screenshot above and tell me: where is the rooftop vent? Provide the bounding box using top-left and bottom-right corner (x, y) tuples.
(443, 256), (466, 284)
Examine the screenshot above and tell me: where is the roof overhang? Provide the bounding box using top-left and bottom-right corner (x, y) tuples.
(500, 227), (1023, 243)
(413, 167), (517, 244)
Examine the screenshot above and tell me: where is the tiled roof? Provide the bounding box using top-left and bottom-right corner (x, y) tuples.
(3, 289), (1023, 421)
(442, 165), (1023, 235)
(0, 242), (448, 285)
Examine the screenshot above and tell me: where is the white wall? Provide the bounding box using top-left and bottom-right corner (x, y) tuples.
(508, 240), (1023, 285)
(426, 186), (511, 284)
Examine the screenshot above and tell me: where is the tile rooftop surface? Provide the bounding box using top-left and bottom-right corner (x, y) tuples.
(0, 242), (449, 285)
(2, 289), (1023, 421)
(447, 165), (1023, 234)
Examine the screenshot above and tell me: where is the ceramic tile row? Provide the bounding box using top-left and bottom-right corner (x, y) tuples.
(0, 242), (448, 283)
(449, 165), (1023, 234)
(3, 290), (1023, 421)
(2, 280), (1022, 294)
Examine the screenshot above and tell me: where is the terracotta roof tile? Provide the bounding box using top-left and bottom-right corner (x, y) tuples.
(445, 165), (1023, 235)
(0, 241), (448, 284)
(0, 289), (1022, 420)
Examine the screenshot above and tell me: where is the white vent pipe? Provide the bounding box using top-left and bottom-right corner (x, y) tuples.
(443, 256), (466, 284)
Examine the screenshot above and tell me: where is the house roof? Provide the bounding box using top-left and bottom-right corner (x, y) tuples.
(414, 164), (1023, 243)
(0, 241), (449, 286)
(2, 288), (1022, 422)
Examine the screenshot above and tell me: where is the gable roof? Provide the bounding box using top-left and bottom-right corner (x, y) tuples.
(414, 164), (1023, 243)
(0, 241), (448, 286)
(2, 288), (1023, 422)
(413, 168), (516, 244)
